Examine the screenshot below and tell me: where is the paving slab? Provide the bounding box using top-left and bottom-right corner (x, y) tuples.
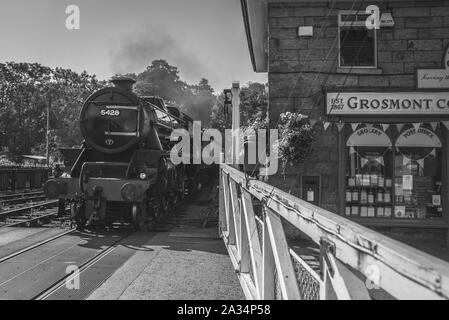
(89, 186), (242, 300)
(88, 229), (244, 300)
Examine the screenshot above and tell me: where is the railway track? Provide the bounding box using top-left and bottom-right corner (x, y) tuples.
(0, 193), (204, 300)
(0, 227), (132, 300)
(33, 231), (132, 300)
(0, 193), (47, 206)
(0, 190), (44, 201)
(0, 200), (69, 228)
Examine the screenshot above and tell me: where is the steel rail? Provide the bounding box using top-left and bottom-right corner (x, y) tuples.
(4, 208), (71, 228)
(1, 195), (47, 205)
(0, 190), (44, 201)
(0, 200), (59, 219)
(0, 228), (75, 264)
(33, 231), (133, 300)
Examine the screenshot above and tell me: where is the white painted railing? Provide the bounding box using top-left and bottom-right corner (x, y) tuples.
(219, 164), (449, 300)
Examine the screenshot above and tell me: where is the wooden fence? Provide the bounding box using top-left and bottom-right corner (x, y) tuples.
(219, 164), (449, 300)
(0, 167), (51, 192)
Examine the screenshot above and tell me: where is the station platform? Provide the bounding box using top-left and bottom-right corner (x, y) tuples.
(88, 201), (245, 300)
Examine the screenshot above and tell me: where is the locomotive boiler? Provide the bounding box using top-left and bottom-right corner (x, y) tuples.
(44, 77), (195, 230)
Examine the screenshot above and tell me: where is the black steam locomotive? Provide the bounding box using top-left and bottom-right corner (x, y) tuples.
(44, 77), (197, 230)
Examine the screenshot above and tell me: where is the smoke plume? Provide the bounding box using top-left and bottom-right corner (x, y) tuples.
(109, 25), (207, 83)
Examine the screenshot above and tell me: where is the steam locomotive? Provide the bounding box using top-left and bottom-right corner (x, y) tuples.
(44, 77), (197, 230)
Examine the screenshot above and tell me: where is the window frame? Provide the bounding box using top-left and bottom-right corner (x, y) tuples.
(338, 10), (378, 69)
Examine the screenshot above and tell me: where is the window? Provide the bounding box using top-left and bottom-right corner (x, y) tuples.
(338, 11), (377, 68)
(155, 109), (173, 128)
(394, 127), (443, 219)
(345, 125), (444, 220)
(345, 127), (393, 218)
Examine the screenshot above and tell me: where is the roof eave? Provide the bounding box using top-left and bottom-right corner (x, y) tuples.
(241, 0), (268, 73)
(241, 0), (257, 72)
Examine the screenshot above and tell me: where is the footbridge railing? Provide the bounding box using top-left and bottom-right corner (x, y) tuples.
(219, 164), (449, 300)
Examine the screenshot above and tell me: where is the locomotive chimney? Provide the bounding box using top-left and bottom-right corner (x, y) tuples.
(111, 76), (136, 92)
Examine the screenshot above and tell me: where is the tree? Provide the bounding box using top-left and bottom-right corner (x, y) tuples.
(48, 68), (105, 150)
(181, 78), (215, 127)
(209, 92), (230, 133)
(0, 62), (53, 160)
(134, 60), (216, 127)
(240, 82), (268, 129)
(209, 82), (268, 132)
(0, 59), (222, 163)
(135, 60), (188, 103)
(0, 62), (104, 162)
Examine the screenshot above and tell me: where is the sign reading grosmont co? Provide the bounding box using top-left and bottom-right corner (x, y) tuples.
(327, 92), (449, 116)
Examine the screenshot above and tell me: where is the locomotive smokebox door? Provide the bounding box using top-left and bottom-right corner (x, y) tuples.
(302, 176), (320, 206)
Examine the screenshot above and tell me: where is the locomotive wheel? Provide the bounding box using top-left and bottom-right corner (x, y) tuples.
(132, 201), (148, 231)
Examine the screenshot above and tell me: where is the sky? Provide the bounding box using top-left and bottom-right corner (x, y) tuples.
(0, 0), (267, 92)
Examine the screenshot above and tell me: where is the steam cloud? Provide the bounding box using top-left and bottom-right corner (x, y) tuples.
(109, 25), (210, 84)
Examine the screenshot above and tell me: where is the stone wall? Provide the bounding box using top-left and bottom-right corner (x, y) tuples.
(267, 0), (449, 213)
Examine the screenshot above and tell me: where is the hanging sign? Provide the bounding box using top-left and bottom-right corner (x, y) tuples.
(417, 46), (449, 89)
(346, 127), (392, 147)
(396, 127), (442, 148)
(327, 91), (449, 115)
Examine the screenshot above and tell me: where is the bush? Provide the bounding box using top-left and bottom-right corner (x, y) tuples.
(278, 112), (315, 166)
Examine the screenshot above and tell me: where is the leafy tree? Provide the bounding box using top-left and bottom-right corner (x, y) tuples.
(181, 78), (215, 127)
(209, 92), (230, 133)
(0, 59), (267, 166)
(49, 68), (105, 150)
(134, 60), (216, 127)
(209, 82), (268, 132)
(240, 82), (268, 129)
(135, 60), (188, 103)
(0, 62), (104, 162)
(0, 62), (53, 161)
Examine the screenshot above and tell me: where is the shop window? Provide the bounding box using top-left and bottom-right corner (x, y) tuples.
(338, 11), (377, 68)
(345, 127), (393, 218)
(394, 127), (443, 219)
(345, 125), (444, 220)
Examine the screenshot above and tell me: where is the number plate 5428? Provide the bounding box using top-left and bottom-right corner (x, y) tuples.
(100, 109), (121, 116)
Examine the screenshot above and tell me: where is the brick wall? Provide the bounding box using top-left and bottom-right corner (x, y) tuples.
(267, 0), (449, 213)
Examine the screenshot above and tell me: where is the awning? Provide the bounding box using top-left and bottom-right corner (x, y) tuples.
(396, 128), (441, 148)
(347, 127), (392, 147)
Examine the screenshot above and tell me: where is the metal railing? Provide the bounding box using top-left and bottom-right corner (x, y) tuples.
(219, 164), (449, 300)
